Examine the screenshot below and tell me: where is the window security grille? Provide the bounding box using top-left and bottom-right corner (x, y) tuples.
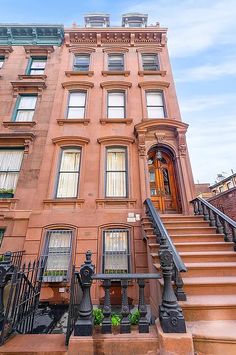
(103, 229), (130, 274)
(42, 230), (73, 282)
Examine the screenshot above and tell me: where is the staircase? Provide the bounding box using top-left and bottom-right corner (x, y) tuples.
(142, 213), (236, 355)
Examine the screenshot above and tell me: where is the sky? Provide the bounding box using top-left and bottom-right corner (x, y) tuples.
(0, 0), (235, 184)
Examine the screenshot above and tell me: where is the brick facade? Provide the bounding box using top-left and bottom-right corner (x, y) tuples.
(208, 187), (236, 221)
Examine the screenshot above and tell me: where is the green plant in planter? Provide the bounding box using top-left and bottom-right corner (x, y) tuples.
(111, 313), (121, 326)
(0, 188), (14, 194)
(93, 308), (104, 325)
(129, 309), (140, 325)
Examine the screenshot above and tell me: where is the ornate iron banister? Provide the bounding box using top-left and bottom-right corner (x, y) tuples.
(144, 198), (187, 273)
(191, 197), (236, 247)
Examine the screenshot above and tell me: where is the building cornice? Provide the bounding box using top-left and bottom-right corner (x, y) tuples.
(0, 24), (64, 46)
(134, 119), (189, 134)
(64, 27), (167, 47)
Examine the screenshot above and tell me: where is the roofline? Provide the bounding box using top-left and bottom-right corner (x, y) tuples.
(210, 172), (236, 189)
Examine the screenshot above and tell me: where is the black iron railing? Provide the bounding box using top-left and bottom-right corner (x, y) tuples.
(66, 250), (186, 344)
(191, 197), (236, 247)
(0, 252), (45, 345)
(144, 198), (187, 301)
(65, 266), (83, 345)
(0, 250), (24, 269)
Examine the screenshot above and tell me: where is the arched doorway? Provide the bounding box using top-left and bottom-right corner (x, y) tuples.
(148, 146), (180, 213)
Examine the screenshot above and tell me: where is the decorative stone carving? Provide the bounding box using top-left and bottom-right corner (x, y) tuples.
(155, 133), (166, 143)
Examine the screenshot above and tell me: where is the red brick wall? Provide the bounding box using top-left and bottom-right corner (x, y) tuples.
(208, 187), (236, 221)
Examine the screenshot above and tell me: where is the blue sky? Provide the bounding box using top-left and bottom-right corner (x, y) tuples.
(1, 0), (235, 184)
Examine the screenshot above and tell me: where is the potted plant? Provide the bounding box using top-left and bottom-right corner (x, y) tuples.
(0, 188), (14, 198)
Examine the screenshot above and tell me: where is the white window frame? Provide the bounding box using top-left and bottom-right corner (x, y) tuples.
(107, 91), (126, 119)
(146, 91), (166, 119)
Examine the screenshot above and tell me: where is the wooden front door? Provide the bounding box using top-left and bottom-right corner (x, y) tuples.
(148, 150), (179, 213)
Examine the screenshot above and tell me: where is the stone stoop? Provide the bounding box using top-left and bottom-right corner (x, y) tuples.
(0, 334), (67, 355)
(142, 214), (236, 355)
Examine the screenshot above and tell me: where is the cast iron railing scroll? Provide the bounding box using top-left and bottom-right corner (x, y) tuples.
(144, 198), (187, 301)
(191, 197), (236, 246)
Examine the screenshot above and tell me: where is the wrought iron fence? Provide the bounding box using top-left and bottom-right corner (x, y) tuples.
(0, 252), (45, 345)
(0, 250), (24, 269)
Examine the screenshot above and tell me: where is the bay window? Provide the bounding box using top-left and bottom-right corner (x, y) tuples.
(42, 229), (73, 282)
(56, 148), (81, 198)
(103, 229), (130, 273)
(107, 91), (125, 119)
(13, 95), (37, 122)
(67, 91), (86, 119)
(0, 149), (24, 193)
(106, 147), (127, 197)
(146, 91), (165, 118)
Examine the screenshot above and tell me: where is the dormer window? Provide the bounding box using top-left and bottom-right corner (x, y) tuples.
(84, 14), (110, 28)
(122, 13), (148, 28)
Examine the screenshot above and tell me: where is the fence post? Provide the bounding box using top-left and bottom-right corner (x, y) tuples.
(0, 252), (14, 330)
(159, 240), (186, 333)
(74, 251), (95, 336)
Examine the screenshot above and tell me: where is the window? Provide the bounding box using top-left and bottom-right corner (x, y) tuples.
(13, 95), (37, 122)
(0, 56), (4, 69)
(67, 92), (86, 119)
(128, 22), (142, 27)
(219, 186), (223, 193)
(106, 147), (127, 197)
(103, 229), (130, 273)
(27, 57), (46, 75)
(0, 149), (24, 193)
(0, 229), (4, 247)
(73, 55), (90, 71)
(108, 54), (124, 71)
(146, 91), (165, 118)
(227, 181), (233, 190)
(43, 229), (73, 282)
(107, 91), (125, 118)
(56, 148), (81, 198)
(142, 54), (159, 71)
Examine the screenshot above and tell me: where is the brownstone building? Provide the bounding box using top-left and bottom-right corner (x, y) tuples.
(1, 14), (236, 355)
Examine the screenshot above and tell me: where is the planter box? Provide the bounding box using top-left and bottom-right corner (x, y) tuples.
(0, 192), (14, 198)
(42, 275), (67, 283)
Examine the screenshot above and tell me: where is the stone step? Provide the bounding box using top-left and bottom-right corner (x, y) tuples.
(167, 226), (217, 235)
(187, 320), (236, 354)
(175, 242), (234, 252)
(171, 234), (225, 243)
(164, 220), (210, 228)
(160, 215), (204, 222)
(154, 261), (236, 278)
(181, 295), (236, 321)
(179, 251), (236, 263)
(181, 276), (236, 295)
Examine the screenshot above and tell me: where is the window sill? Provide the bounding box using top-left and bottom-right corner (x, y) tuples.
(65, 71), (94, 77)
(102, 70), (130, 77)
(57, 118), (90, 126)
(95, 198), (136, 209)
(0, 198), (18, 210)
(18, 74), (47, 81)
(138, 70), (166, 77)
(43, 198), (85, 210)
(100, 118), (132, 125)
(3, 121), (36, 128)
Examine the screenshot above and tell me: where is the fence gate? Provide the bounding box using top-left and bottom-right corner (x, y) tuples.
(0, 256), (45, 345)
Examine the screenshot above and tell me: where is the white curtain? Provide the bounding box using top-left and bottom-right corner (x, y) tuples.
(16, 96), (37, 122)
(106, 148), (126, 197)
(0, 150), (23, 191)
(108, 92), (125, 118)
(31, 60), (46, 69)
(57, 149), (81, 198)
(46, 230), (72, 271)
(104, 230), (128, 272)
(146, 92), (165, 118)
(67, 92), (86, 119)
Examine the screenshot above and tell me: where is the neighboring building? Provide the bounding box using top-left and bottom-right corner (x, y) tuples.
(208, 172), (236, 220)
(194, 182), (211, 198)
(0, 14), (195, 304)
